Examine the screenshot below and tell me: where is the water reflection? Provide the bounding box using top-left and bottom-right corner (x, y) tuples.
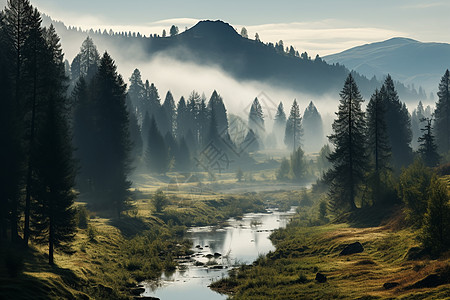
(143, 207), (296, 300)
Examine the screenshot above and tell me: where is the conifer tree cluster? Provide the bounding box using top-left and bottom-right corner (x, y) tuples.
(0, 0), (76, 264)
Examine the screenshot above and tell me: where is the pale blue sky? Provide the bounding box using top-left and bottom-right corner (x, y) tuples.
(1, 0), (450, 56)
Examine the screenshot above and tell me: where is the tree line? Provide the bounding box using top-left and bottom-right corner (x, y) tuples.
(323, 72), (450, 254)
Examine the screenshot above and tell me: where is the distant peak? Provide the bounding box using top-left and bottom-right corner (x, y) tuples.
(183, 20), (239, 38)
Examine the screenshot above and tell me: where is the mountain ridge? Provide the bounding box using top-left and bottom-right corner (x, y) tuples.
(42, 15), (423, 102)
(324, 37), (450, 96)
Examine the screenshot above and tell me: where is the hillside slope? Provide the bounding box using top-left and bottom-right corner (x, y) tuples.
(43, 16), (420, 101)
(324, 37), (450, 95)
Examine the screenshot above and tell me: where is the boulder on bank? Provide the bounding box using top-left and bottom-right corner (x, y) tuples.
(339, 242), (364, 256)
(130, 287), (145, 296)
(383, 282), (399, 290)
(315, 272), (327, 283)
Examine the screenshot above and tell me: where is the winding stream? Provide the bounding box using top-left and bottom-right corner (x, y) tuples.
(142, 207), (297, 300)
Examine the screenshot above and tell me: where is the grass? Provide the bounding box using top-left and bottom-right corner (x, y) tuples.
(210, 209), (450, 299)
(0, 175), (277, 299)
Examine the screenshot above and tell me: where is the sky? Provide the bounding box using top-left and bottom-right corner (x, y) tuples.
(1, 0), (450, 56)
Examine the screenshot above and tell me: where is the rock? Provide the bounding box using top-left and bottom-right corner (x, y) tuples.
(214, 252), (222, 257)
(339, 242), (364, 256)
(133, 297), (160, 300)
(205, 254), (214, 259)
(195, 245), (201, 248)
(383, 282), (399, 290)
(210, 265), (224, 269)
(409, 274), (447, 289)
(130, 287), (145, 296)
(315, 272), (327, 283)
(406, 247), (427, 260)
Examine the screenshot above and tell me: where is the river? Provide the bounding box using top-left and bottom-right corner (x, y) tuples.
(141, 207), (297, 300)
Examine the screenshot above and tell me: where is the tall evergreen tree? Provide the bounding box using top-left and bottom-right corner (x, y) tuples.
(0, 14), (23, 242)
(248, 97), (264, 143)
(411, 101), (425, 150)
(187, 91), (200, 144)
(290, 146), (306, 181)
(325, 74), (368, 211)
(273, 102), (286, 147)
(128, 68), (146, 123)
(3, 0), (34, 242)
(303, 101), (323, 152)
(126, 96), (143, 164)
(32, 98), (76, 265)
(382, 75), (412, 170)
(418, 117), (440, 167)
(146, 82), (161, 120)
(161, 91), (176, 136)
(146, 117), (169, 174)
(366, 89), (391, 205)
(197, 95), (209, 146)
(176, 96), (189, 139)
(434, 70), (450, 154)
(208, 90), (228, 134)
(89, 52), (131, 215)
(284, 99), (303, 151)
(70, 37), (99, 84)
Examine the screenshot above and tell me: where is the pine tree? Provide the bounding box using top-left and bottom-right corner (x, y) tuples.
(197, 95), (209, 146)
(434, 70), (450, 154)
(162, 91), (176, 136)
(303, 101), (323, 152)
(89, 52), (131, 215)
(248, 97), (264, 143)
(32, 98), (76, 265)
(0, 16), (23, 242)
(146, 117), (169, 174)
(71, 37), (99, 82)
(273, 102), (286, 147)
(291, 147), (306, 181)
(382, 75), (412, 170)
(418, 117), (440, 167)
(146, 82), (161, 121)
(284, 99), (302, 151)
(3, 0), (34, 242)
(240, 27), (248, 38)
(208, 90), (228, 135)
(176, 96), (189, 139)
(187, 91), (200, 144)
(411, 101), (425, 150)
(128, 68), (146, 123)
(420, 177), (450, 255)
(325, 74), (368, 211)
(126, 96), (143, 164)
(170, 25), (179, 36)
(366, 89), (391, 205)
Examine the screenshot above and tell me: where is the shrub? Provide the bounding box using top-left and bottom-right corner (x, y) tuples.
(420, 177), (450, 255)
(398, 159), (433, 227)
(153, 189), (168, 213)
(76, 205), (89, 229)
(87, 224), (97, 241)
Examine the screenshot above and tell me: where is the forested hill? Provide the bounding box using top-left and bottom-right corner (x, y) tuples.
(43, 16), (420, 101)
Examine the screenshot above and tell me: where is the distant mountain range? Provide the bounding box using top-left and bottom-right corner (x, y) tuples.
(42, 16), (423, 102)
(324, 37), (450, 98)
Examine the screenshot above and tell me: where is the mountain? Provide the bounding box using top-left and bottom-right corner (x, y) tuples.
(42, 16), (421, 101)
(324, 37), (450, 97)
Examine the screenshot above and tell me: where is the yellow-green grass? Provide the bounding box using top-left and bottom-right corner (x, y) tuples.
(211, 219), (450, 299)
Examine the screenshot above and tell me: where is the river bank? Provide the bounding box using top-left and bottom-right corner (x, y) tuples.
(0, 187), (305, 299)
